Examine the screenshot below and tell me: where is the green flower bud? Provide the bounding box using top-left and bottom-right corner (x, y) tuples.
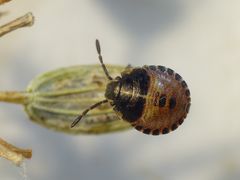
(0, 65), (132, 135)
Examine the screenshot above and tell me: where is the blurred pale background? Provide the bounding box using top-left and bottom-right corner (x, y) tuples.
(0, 0), (240, 180)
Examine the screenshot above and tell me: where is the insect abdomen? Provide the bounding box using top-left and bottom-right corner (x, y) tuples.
(132, 65), (191, 135)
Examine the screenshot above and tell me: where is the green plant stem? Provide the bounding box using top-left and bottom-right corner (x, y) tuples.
(0, 91), (29, 105)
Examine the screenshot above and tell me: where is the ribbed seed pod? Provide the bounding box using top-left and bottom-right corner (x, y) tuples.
(0, 65), (132, 135)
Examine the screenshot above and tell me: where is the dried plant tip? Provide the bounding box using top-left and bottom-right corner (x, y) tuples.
(0, 0), (11, 5)
(0, 138), (32, 166)
(0, 12), (34, 37)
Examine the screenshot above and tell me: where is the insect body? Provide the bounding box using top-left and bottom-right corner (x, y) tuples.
(71, 40), (191, 135)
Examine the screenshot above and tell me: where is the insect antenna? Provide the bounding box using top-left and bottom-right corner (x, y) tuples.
(71, 99), (108, 128)
(96, 39), (113, 80)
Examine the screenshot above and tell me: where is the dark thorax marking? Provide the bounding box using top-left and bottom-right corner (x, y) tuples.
(114, 68), (150, 122)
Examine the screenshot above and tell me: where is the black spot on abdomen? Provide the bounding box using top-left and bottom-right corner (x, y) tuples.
(169, 97), (176, 109)
(159, 94), (167, 107)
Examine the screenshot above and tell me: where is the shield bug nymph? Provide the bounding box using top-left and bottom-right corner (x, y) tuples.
(71, 40), (191, 135)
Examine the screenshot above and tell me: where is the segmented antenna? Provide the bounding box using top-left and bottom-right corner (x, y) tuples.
(71, 40), (112, 128)
(71, 99), (108, 128)
(96, 39), (113, 80)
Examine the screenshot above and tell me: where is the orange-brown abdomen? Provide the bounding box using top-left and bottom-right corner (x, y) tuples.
(131, 65), (191, 135)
